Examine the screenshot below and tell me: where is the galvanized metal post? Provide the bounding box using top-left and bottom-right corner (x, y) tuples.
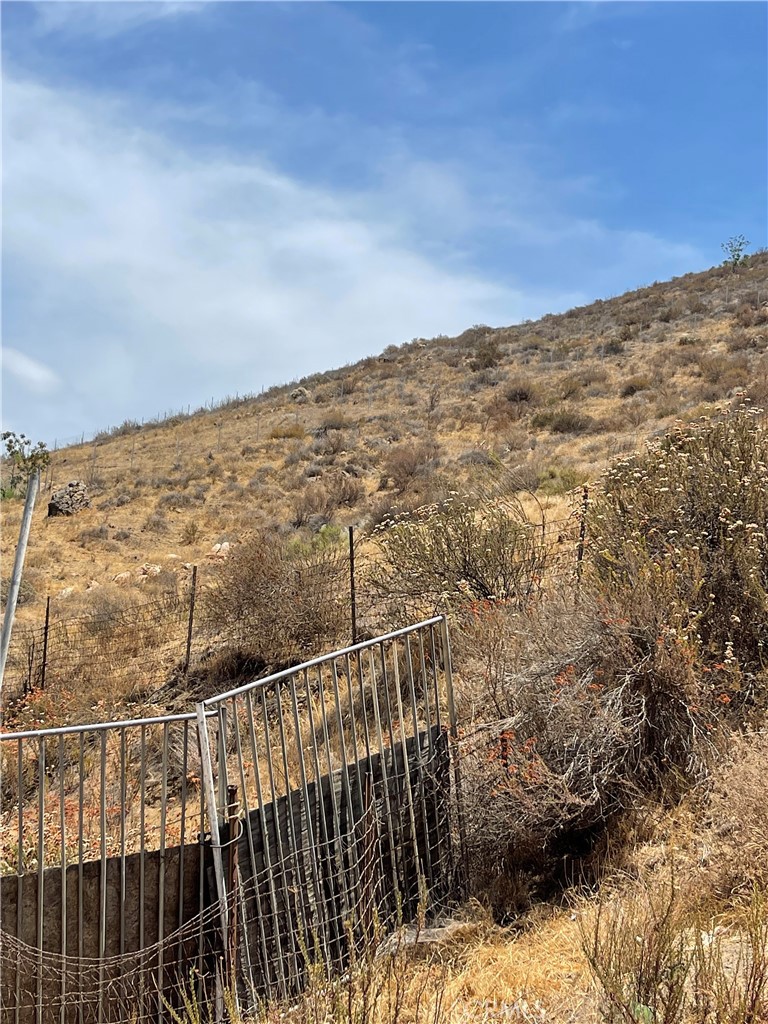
(0, 470), (40, 705)
(195, 703), (229, 966)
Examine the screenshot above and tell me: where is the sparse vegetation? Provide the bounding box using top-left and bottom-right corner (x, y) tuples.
(4, 254), (768, 1022)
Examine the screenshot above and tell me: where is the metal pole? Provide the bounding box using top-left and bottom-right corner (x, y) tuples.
(226, 784), (239, 998)
(184, 566), (198, 674)
(348, 525), (357, 645)
(0, 470), (40, 705)
(40, 596), (51, 692)
(195, 703), (229, 940)
(440, 615), (468, 894)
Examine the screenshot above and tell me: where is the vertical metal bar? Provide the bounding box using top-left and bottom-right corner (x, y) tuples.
(404, 635), (433, 887)
(139, 725), (147, 955)
(59, 734), (67, 1023)
(302, 668), (339, 963)
(196, 704), (229, 955)
(15, 741), (23, 1024)
(365, 648), (399, 905)
(259, 686), (299, 990)
(98, 731), (107, 1024)
(342, 653), (365, 813)
(40, 596), (51, 691)
(440, 615), (467, 888)
(288, 673), (328, 962)
(157, 722), (169, 1021)
(184, 566), (198, 674)
(197, 760), (205, 1004)
(330, 661), (352, 801)
(0, 469), (40, 695)
(178, 721), (189, 969)
(275, 679), (312, 970)
(36, 735), (44, 1024)
(348, 525), (357, 645)
(378, 641), (399, 760)
(245, 689), (287, 998)
(232, 697), (269, 996)
(78, 734), (84, 1024)
(226, 783), (240, 1002)
(428, 625), (443, 733)
(417, 629), (435, 761)
(217, 705), (229, 821)
(390, 638), (424, 911)
(354, 648), (373, 770)
(120, 729), (127, 962)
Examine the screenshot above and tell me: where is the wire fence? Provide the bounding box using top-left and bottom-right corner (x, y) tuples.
(0, 617), (460, 1023)
(2, 511), (585, 727)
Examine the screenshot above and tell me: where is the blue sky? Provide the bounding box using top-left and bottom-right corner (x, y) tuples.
(2, 1), (766, 445)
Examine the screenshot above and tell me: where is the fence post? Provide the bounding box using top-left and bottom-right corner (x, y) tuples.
(40, 596), (51, 691)
(439, 615), (468, 894)
(184, 566), (198, 675)
(348, 526), (357, 645)
(226, 784), (240, 1001)
(576, 485), (589, 583)
(0, 470), (40, 702)
(195, 703), (228, 1021)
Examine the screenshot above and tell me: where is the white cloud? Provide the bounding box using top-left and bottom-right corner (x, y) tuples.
(2, 55), (706, 443)
(30, 1), (209, 39)
(2, 348), (61, 395)
(3, 73), (554, 442)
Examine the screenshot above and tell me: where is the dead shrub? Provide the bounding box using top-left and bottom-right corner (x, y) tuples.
(382, 442), (440, 494)
(701, 731), (768, 899)
(203, 529), (348, 668)
(269, 421), (306, 440)
(620, 374), (654, 398)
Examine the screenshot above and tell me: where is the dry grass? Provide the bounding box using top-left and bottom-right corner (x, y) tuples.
(3, 254), (768, 1022)
(2, 252), (765, 632)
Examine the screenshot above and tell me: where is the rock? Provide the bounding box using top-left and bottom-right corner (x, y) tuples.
(58, 587), (74, 599)
(86, 579), (101, 591)
(48, 481), (90, 517)
(113, 571), (132, 586)
(139, 562), (162, 577)
(290, 387), (311, 404)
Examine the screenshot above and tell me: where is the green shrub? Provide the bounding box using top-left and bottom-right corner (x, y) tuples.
(531, 408), (595, 434)
(588, 408), (768, 689)
(370, 495), (547, 620)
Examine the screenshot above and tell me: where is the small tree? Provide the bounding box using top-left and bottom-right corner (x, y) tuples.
(721, 234), (750, 269)
(1, 431), (50, 495)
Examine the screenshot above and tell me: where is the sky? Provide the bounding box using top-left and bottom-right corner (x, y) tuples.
(2, 1), (766, 446)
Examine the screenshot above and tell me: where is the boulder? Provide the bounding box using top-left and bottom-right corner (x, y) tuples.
(48, 481), (90, 517)
(290, 387), (311, 404)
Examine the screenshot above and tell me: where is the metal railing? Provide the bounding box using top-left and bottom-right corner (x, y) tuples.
(0, 616), (459, 1023)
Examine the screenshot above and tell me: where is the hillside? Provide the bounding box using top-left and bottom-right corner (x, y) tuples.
(3, 253), (768, 1022)
(2, 252), (767, 624)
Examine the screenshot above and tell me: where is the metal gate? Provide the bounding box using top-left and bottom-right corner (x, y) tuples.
(0, 616), (462, 1022)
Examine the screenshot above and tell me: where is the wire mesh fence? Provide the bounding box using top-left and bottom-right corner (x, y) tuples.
(2, 511), (585, 723)
(0, 617), (460, 1023)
